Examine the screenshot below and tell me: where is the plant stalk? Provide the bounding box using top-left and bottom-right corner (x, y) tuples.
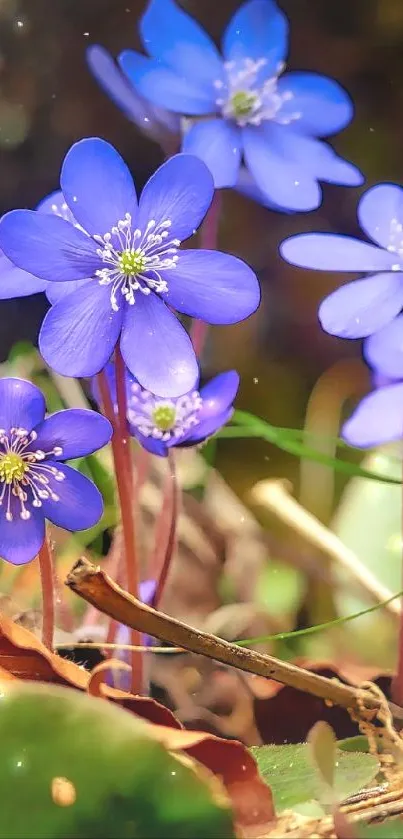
(153, 450), (178, 607)
(38, 537), (55, 650)
(97, 362), (142, 693)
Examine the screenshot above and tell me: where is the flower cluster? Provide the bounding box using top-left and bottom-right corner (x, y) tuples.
(0, 378), (112, 564)
(0, 0), (395, 574)
(88, 0), (362, 212)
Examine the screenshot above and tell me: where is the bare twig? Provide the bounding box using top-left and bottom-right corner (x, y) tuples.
(65, 557), (403, 723)
(251, 480), (401, 616)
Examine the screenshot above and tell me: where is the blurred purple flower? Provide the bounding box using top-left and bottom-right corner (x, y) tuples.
(94, 363), (239, 457)
(342, 314), (403, 447)
(114, 0), (361, 212)
(0, 377), (111, 565)
(281, 183), (403, 339)
(0, 138), (259, 397)
(86, 45), (180, 152)
(364, 314), (403, 381)
(343, 379), (403, 448)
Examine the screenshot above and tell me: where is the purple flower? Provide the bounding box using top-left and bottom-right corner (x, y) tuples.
(0, 377), (112, 565)
(342, 314), (403, 447)
(35, 190), (90, 305)
(86, 45), (180, 150)
(0, 138), (260, 397)
(0, 190), (87, 302)
(94, 363), (239, 457)
(0, 250), (47, 300)
(342, 379), (403, 449)
(115, 0), (362, 213)
(0, 192), (75, 301)
(281, 183), (403, 338)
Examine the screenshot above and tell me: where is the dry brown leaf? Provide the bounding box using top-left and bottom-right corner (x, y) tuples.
(147, 725), (275, 837)
(0, 613), (274, 836)
(251, 660), (392, 744)
(0, 612), (180, 727)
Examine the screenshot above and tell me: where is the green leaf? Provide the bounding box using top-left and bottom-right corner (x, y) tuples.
(217, 411), (401, 485)
(250, 743), (378, 812)
(7, 341), (35, 362)
(308, 721), (336, 791)
(338, 736), (370, 753)
(0, 682), (234, 839)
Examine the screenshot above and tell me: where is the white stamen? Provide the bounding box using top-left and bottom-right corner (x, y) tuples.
(127, 385), (203, 442)
(215, 58), (300, 127)
(0, 429), (65, 524)
(94, 213), (180, 312)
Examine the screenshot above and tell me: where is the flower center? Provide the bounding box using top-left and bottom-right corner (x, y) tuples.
(118, 249), (146, 276)
(94, 214), (181, 312)
(152, 404), (177, 432)
(0, 452), (27, 484)
(230, 90), (258, 119)
(127, 383), (203, 442)
(214, 58), (301, 127)
(0, 428), (65, 522)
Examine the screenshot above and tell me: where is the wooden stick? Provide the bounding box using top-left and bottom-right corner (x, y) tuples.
(251, 479), (401, 616)
(65, 557), (403, 724)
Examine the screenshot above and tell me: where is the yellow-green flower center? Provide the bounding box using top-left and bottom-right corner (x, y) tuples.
(152, 405), (177, 432)
(118, 249), (146, 277)
(230, 90), (257, 118)
(0, 452), (27, 484)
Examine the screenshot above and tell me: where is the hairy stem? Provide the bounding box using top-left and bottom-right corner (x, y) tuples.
(97, 364), (142, 693)
(190, 191), (222, 357)
(153, 450), (178, 608)
(38, 538), (55, 650)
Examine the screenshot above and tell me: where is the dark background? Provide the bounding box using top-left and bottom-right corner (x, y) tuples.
(0, 0), (400, 488)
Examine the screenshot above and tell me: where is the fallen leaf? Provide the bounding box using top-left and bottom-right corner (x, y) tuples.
(0, 612), (181, 728)
(0, 681), (235, 839)
(88, 658), (275, 836)
(0, 614), (274, 836)
(150, 726), (275, 837)
(252, 661), (392, 744)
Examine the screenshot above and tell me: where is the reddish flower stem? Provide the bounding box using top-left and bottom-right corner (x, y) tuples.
(115, 347), (134, 492)
(190, 190), (222, 358)
(154, 450), (178, 608)
(97, 362), (142, 694)
(38, 537), (55, 650)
